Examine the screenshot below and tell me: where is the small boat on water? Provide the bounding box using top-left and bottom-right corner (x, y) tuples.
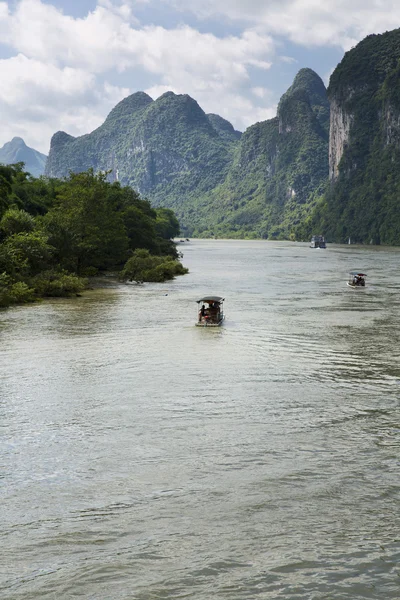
(310, 235), (326, 249)
(196, 296), (225, 327)
(347, 271), (367, 288)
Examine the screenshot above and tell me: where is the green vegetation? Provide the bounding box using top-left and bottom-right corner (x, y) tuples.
(307, 28), (400, 244)
(46, 91), (237, 235)
(46, 70), (329, 239)
(0, 165), (186, 308)
(187, 69), (329, 239)
(120, 249), (188, 283)
(43, 42), (400, 244)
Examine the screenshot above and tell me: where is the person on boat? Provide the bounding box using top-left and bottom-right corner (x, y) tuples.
(199, 304), (207, 322)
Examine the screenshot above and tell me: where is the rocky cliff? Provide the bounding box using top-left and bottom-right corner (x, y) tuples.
(0, 137), (47, 177)
(309, 28), (400, 244)
(192, 68), (329, 238)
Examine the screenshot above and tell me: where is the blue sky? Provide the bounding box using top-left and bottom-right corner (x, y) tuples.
(0, 0), (397, 153)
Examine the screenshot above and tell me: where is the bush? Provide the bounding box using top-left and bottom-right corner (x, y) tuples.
(32, 270), (87, 297)
(120, 249), (188, 283)
(7, 282), (36, 303)
(80, 266), (98, 277)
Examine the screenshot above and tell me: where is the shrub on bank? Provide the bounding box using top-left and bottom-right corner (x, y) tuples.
(0, 275), (36, 307)
(120, 249), (188, 283)
(32, 270), (87, 297)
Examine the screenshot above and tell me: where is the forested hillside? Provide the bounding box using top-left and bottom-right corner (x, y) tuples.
(187, 69), (329, 238)
(302, 28), (400, 244)
(45, 92), (238, 228)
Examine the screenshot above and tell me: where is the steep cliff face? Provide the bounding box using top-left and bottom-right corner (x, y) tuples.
(311, 28), (400, 244)
(0, 137), (47, 177)
(45, 92), (237, 216)
(328, 98), (353, 181)
(191, 68), (329, 238)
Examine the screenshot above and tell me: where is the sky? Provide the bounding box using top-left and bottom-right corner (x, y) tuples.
(0, 0), (399, 153)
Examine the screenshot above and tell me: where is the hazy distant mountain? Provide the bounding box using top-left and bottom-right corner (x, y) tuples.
(0, 137), (47, 177)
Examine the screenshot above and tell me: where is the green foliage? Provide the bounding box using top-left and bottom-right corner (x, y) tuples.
(155, 208), (180, 239)
(3, 231), (53, 276)
(32, 270), (87, 297)
(0, 274), (35, 307)
(119, 249), (188, 283)
(51, 170), (129, 272)
(0, 165), (186, 307)
(7, 282), (36, 303)
(0, 208), (35, 237)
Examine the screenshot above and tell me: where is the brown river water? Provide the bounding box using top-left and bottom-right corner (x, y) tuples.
(1, 239), (399, 599)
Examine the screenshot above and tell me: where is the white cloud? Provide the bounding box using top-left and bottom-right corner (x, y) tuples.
(6, 1), (275, 79)
(279, 56), (298, 64)
(251, 87), (271, 99)
(161, 0), (400, 50)
(0, 52), (130, 153)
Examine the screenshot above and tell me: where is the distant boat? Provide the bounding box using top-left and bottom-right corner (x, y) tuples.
(347, 271), (367, 288)
(310, 235), (326, 249)
(196, 296), (225, 327)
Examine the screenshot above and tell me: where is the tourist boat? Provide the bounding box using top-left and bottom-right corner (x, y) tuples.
(196, 296), (225, 327)
(310, 235), (326, 248)
(347, 271), (367, 288)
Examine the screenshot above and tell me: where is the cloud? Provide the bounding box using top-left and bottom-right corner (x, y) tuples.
(0, 0), (278, 150)
(6, 1), (275, 78)
(0, 52), (130, 153)
(160, 0), (400, 50)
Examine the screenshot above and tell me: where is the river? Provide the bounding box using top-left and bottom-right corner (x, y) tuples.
(1, 239), (399, 599)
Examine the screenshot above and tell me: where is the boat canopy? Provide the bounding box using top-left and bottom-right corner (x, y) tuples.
(196, 296), (224, 304)
(349, 271), (367, 276)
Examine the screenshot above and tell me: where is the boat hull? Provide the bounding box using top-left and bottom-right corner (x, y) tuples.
(195, 317), (224, 327)
(347, 282), (365, 288)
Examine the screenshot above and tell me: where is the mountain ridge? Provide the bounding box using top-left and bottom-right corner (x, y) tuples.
(45, 68), (329, 238)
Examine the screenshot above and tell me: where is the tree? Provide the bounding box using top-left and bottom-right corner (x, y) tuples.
(155, 208), (180, 239)
(0, 208), (36, 238)
(49, 170), (128, 272)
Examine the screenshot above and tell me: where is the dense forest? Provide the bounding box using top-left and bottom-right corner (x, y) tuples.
(0, 164), (187, 308)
